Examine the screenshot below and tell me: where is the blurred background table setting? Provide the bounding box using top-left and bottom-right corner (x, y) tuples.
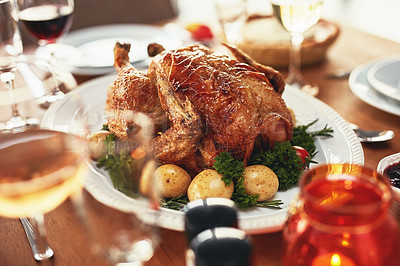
(1, 0), (400, 265)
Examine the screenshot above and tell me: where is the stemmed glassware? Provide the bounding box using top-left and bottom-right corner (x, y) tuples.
(16, 0), (77, 106)
(0, 2), (81, 262)
(0, 0), (28, 131)
(74, 111), (160, 265)
(0, 55), (88, 260)
(213, 0), (247, 45)
(16, 0), (74, 59)
(270, 0), (324, 96)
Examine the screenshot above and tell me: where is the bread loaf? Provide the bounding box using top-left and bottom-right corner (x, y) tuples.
(237, 16), (339, 69)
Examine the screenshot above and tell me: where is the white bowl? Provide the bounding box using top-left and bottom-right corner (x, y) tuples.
(377, 152), (400, 202)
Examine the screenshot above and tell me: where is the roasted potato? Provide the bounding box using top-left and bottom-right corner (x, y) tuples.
(243, 165), (279, 201)
(87, 130), (111, 159)
(155, 164), (191, 198)
(187, 169), (234, 201)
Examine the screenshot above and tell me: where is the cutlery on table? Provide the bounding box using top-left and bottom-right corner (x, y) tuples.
(20, 218), (54, 261)
(349, 122), (395, 143)
(325, 69), (352, 79)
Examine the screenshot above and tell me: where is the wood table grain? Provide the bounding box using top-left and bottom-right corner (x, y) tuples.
(1, 23), (400, 266)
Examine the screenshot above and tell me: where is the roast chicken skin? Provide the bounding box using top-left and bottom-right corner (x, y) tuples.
(108, 42), (293, 175)
(106, 43), (168, 137)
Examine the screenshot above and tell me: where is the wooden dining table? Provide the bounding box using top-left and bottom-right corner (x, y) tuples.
(1, 19), (400, 266)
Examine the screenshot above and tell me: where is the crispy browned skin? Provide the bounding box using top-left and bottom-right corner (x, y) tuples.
(151, 64), (204, 174)
(109, 42), (293, 175)
(147, 42), (166, 57)
(222, 43), (286, 95)
(107, 43), (167, 138)
(148, 44), (293, 170)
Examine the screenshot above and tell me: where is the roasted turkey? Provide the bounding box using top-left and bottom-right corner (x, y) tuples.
(107, 42), (293, 176)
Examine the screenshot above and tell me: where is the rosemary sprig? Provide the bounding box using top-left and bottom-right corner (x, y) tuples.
(309, 124), (335, 137)
(291, 118), (334, 156)
(252, 200), (284, 209)
(160, 196), (189, 211)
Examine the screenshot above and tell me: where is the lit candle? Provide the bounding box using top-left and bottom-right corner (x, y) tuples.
(312, 252), (356, 266)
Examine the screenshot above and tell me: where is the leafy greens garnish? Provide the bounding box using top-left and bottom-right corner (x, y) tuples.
(96, 132), (139, 195)
(291, 119), (334, 156)
(95, 119), (333, 211)
(160, 195), (189, 211)
(213, 152), (283, 209)
(101, 124), (110, 131)
(250, 119), (334, 190)
(212, 151), (244, 186)
(250, 141), (303, 190)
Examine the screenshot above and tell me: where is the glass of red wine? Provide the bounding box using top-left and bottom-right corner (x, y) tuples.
(16, 0), (74, 58)
(16, 0), (76, 105)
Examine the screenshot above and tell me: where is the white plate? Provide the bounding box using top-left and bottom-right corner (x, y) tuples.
(349, 59), (400, 116)
(43, 74), (364, 234)
(367, 57), (400, 102)
(55, 24), (182, 75)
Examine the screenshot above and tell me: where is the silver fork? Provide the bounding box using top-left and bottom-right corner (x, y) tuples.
(19, 217), (54, 261)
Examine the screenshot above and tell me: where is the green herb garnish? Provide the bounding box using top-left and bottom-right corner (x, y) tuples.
(160, 195), (189, 211)
(252, 200), (284, 209)
(213, 152), (283, 209)
(97, 149), (134, 191)
(291, 119), (334, 156)
(249, 119), (334, 190)
(250, 141), (303, 190)
(96, 119), (333, 211)
(96, 132), (137, 193)
(101, 124), (110, 131)
(212, 151), (244, 186)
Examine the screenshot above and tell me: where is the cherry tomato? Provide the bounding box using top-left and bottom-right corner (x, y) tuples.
(186, 23), (214, 42)
(293, 146), (309, 167)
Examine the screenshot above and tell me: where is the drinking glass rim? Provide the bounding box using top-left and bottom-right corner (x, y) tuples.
(299, 163), (393, 212)
(0, 131), (87, 196)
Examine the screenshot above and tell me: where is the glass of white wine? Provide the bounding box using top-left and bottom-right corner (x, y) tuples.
(73, 111), (160, 265)
(0, 55), (88, 260)
(270, 0), (324, 96)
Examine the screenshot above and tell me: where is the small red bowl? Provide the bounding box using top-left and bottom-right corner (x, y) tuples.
(377, 152), (400, 202)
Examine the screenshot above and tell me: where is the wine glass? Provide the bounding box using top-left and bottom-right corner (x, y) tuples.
(0, 0), (29, 131)
(270, 0), (324, 96)
(213, 0), (247, 45)
(0, 55), (88, 260)
(15, 0), (77, 108)
(73, 111), (160, 265)
(16, 0), (74, 59)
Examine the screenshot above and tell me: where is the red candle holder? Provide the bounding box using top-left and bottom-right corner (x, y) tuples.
(283, 164), (400, 266)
